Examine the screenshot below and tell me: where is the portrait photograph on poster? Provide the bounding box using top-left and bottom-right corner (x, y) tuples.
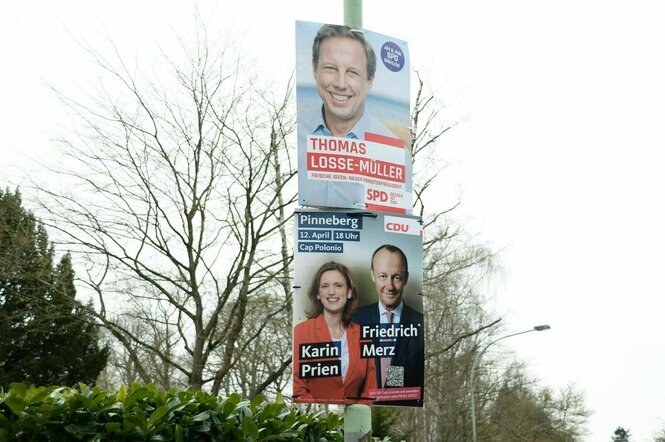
(295, 21), (412, 214)
(292, 209), (424, 407)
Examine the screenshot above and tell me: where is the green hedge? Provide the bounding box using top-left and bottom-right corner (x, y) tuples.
(0, 383), (342, 441)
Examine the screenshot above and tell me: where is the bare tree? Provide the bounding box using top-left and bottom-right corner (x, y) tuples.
(374, 75), (589, 441)
(34, 25), (296, 394)
(367, 73), (502, 441)
(98, 306), (183, 390)
(544, 384), (591, 440)
(216, 293), (292, 398)
(481, 364), (589, 441)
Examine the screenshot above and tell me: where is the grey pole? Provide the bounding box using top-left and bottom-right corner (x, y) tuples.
(469, 325), (551, 442)
(344, 0), (363, 28)
(344, 403), (372, 441)
(339, 1), (370, 437)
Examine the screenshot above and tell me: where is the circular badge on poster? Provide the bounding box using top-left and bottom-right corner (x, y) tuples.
(381, 42), (405, 72)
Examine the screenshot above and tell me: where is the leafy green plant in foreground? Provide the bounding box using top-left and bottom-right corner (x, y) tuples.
(0, 383), (342, 441)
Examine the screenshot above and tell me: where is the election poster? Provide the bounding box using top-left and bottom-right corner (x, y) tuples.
(292, 209), (424, 407)
(295, 21), (412, 214)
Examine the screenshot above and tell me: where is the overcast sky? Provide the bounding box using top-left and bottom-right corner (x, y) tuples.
(2, 1), (665, 440)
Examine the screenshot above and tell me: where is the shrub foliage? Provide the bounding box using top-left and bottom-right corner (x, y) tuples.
(0, 383), (342, 441)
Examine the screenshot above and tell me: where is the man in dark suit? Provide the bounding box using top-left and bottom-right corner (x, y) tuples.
(353, 244), (424, 406)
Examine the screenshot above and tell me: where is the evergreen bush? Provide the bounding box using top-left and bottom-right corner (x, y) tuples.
(0, 383), (342, 441)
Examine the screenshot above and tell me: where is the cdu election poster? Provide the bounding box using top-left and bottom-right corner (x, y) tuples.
(295, 21), (412, 214)
(292, 209), (424, 407)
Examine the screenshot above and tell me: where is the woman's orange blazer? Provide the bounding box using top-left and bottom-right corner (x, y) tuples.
(293, 314), (376, 404)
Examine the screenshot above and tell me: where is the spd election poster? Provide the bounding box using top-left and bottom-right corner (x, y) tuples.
(292, 209), (424, 406)
(295, 21), (412, 214)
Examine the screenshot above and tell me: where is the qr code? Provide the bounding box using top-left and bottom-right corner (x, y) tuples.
(385, 365), (404, 387)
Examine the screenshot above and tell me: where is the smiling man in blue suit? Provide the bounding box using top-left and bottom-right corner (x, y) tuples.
(353, 244), (424, 406)
(298, 24), (404, 209)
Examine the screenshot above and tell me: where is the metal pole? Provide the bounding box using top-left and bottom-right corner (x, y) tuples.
(340, 2), (370, 439)
(344, 403), (372, 441)
(469, 325), (550, 442)
(344, 0), (363, 28)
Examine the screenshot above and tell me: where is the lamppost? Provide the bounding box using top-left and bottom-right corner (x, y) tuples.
(469, 324), (551, 442)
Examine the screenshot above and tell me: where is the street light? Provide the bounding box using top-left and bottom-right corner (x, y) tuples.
(469, 324), (551, 442)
